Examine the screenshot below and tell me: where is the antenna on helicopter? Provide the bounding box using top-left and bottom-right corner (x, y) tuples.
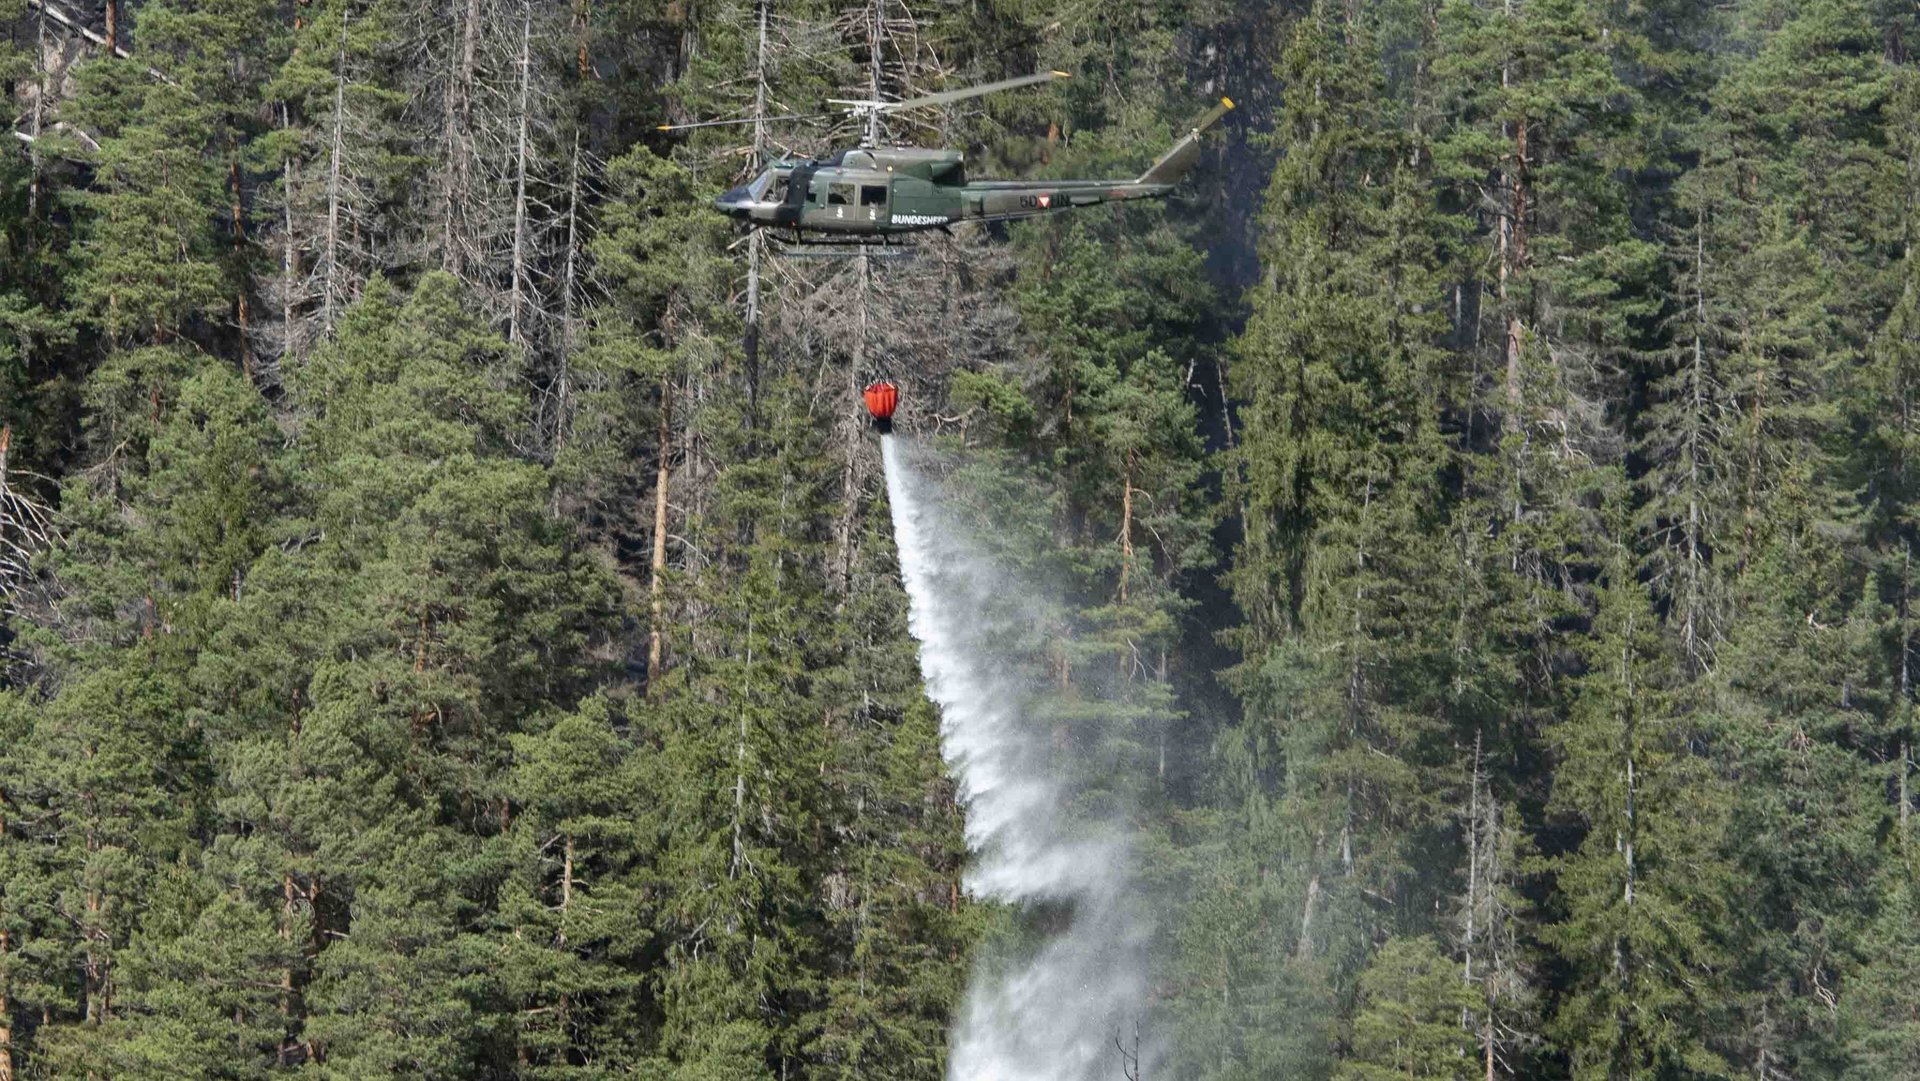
(658, 70), (1071, 141)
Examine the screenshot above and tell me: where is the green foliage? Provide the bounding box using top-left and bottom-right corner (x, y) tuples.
(63, 61), (229, 344)
(1336, 936), (1479, 1081)
(5, 0), (1920, 1078)
(1543, 539), (1733, 1080)
(1840, 873), (1920, 1080)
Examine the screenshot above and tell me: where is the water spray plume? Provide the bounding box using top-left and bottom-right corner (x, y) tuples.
(881, 434), (1155, 1081)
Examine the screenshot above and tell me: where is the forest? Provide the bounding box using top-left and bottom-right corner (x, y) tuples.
(2, 0), (1919, 1077)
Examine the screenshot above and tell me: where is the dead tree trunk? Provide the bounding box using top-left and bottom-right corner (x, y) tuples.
(281, 145), (300, 359)
(1497, 0), (1527, 431)
(1681, 219), (1709, 671)
(1118, 449), (1135, 604)
(0, 799), (10, 1081)
(228, 147), (255, 379)
(833, 253), (869, 597)
(1458, 726), (1524, 1080)
(440, 0), (481, 278)
(552, 135), (583, 455)
(507, 7), (533, 347)
(647, 382), (672, 691)
(27, 10), (49, 216)
(1297, 864), (1322, 959)
(321, 12), (351, 332)
(1501, 119), (1528, 425)
(1901, 741), (1911, 857)
(728, 624), (753, 887)
(742, 0), (769, 417)
(82, 804), (108, 1023)
(277, 872), (299, 1065)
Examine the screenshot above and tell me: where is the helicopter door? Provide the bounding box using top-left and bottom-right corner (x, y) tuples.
(859, 184), (890, 226)
(773, 165), (811, 226)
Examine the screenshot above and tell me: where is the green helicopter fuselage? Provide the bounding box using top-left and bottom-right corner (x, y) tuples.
(712, 99), (1232, 238)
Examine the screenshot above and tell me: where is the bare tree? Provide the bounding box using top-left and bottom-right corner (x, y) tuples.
(0, 428), (55, 622)
(1456, 732), (1536, 1080)
(262, 0), (411, 364)
(407, 0), (561, 328)
(507, 3), (536, 348)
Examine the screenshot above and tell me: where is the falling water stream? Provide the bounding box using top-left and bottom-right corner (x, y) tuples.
(881, 435), (1154, 1081)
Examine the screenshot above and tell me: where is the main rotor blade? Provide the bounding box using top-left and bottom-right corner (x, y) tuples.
(657, 112), (836, 132)
(874, 70), (1070, 114)
(661, 70), (1068, 130)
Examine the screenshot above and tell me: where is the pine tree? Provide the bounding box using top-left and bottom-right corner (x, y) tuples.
(1544, 529), (1733, 1081)
(47, 872), (289, 1078)
(640, 451), (833, 1079)
(1453, 735), (1539, 1080)
(495, 695), (654, 1075)
(0, 3), (75, 478)
(1853, 70), (1920, 819)
(1840, 871), (1920, 1079)
(806, 511), (971, 1081)
(61, 15), (234, 349)
(1704, 533), (1891, 1078)
(1214, 16), (1469, 1069)
(1335, 936), (1478, 1081)
(6, 657), (200, 1050)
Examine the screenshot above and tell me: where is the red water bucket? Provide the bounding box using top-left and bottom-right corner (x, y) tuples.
(863, 381), (898, 432)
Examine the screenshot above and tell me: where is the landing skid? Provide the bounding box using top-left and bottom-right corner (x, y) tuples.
(778, 246), (921, 261)
(770, 231), (923, 260)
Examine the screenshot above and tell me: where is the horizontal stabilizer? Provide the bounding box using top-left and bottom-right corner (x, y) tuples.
(1135, 97), (1234, 187)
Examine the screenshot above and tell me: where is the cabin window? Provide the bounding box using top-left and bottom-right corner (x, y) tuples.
(860, 185), (887, 207)
(769, 176), (789, 202)
(828, 182), (854, 206)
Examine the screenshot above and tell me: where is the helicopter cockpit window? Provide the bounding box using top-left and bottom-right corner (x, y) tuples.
(828, 182), (854, 206)
(860, 185), (887, 207)
(768, 174), (789, 202)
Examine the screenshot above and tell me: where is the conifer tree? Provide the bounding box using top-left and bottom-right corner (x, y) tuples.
(495, 695), (654, 1074)
(639, 418), (833, 1079)
(1335, 936), (1478, 1081)
(805, 511), (971, 1081)
(1453, 735), (1539, 1080)
(64, 60), (227, 347)
(1544, 528), (1733, 1080)
(1217, 16), (1467, 1063)
(1840, 871), (1920, 1079)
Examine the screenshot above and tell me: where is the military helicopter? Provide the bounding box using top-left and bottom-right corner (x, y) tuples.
(661, 71), (1233, 244)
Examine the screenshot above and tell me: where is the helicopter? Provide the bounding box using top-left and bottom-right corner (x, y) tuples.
(661, 71), (1234, 244)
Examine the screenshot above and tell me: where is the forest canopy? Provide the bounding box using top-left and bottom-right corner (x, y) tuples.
(0, 0), (1918, 1078)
